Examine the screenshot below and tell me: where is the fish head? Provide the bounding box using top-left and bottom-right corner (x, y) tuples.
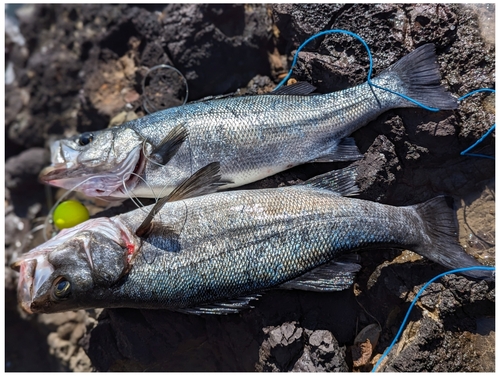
(39, 127), (146, 198)
(11, 217), (137, 313)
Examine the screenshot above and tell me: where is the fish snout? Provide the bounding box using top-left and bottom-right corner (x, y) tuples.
(39, 164), (71, 184)
(16, 259), (37, 314)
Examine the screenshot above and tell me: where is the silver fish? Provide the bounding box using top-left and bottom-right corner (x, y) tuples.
(13, 164), (489, 314)
(39, 44), (457, 200)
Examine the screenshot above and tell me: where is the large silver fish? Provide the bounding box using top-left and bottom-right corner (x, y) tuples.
(39, 44), (457, 200)
(13, 164), (490, 314)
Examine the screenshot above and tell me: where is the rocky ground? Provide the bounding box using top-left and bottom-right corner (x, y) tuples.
(4, 4), (495, 372)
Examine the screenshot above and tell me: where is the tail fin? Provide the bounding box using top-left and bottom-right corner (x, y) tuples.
(412, 196), (493, 280)
(381, 44), (458, 110)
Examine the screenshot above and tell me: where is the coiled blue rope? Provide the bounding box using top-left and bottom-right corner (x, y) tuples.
(458, 88), (495, 160)
(371, 266), (495, 372)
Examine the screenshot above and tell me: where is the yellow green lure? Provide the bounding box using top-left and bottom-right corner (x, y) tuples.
(53, 200), (90, 229)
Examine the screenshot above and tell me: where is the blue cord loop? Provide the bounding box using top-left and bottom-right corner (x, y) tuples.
(371, 266), (495, 372)
(458, 88), (495, 160)
(276, 29), (494, 160)
(274, 29), (440, 111)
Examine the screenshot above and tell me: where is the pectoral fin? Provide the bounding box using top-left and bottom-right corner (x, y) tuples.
(279, 261), (361, 292)
(150, 123), (188, 166)
(136, 162), (226, 237)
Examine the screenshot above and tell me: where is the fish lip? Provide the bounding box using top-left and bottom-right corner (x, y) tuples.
(38, 164), (71, 183)
(39, 146), (143, 198)
(14, 244), (61, 314)
(18, 259), (36, 313)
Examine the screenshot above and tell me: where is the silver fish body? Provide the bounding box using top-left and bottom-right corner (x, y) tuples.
(39, 44), (457, 199)
(13, 168), (488, 314)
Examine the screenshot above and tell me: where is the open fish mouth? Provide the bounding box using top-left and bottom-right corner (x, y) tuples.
(39, 145), (145, 198)
(10, 221), (94, 313)
(11, 217), (137, 313)
(13, 254), (54, 314)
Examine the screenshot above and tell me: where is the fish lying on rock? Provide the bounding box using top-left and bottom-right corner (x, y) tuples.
(13, 163), (490, 314)
(39, 44), (457, 200)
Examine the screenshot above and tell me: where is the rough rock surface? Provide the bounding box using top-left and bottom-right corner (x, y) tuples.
(4, 3), (495, 372)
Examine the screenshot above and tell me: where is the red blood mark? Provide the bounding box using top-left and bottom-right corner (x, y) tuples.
(127, 243), (135, 256)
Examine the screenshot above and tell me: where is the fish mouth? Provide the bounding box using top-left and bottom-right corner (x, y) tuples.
(10, 223), (86, 314)
(12, 251), (54, 314)
(39, 146), (144, 198)
(11, 217), (138, 314)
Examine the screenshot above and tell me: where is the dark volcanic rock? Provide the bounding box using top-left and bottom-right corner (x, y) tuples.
(162, 4), (274, 99)
(5, 3), (495, 372)
(5, 147), (48, 192)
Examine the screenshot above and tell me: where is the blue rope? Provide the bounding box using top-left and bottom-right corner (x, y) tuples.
(371, 266), (495, 372)
(274, 29), (440, 112)
(458, 88), (495, 160)
(277, 30), (495, 371)
(458, 88), (495, 101)
(276, 30), (494, 159)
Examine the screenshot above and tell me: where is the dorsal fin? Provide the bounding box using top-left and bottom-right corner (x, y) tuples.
(271, 81), (317, 96)
(150, 123), (188, 166)
(135, 162), (225, 237)
(300, 165), (359, 196)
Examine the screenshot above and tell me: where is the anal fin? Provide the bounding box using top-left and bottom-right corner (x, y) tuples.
(279, 261), (361, 292)
(312, 137), (363, 162)
(174, 294), (261, 315)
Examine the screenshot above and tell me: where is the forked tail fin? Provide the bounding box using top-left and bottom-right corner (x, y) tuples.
(412, 196), (493, 280)
(380, 44), (458, 110)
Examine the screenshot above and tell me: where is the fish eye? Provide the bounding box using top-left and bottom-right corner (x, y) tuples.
(52, 277), (71, 300)
(78, 132), (94, 146)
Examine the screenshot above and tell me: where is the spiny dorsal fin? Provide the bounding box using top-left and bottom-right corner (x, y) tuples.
(135, 162), (225, 237)
(150, 123), (188, 166)
(271, 81), (317, 96)
(300, 165), (359, 196)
